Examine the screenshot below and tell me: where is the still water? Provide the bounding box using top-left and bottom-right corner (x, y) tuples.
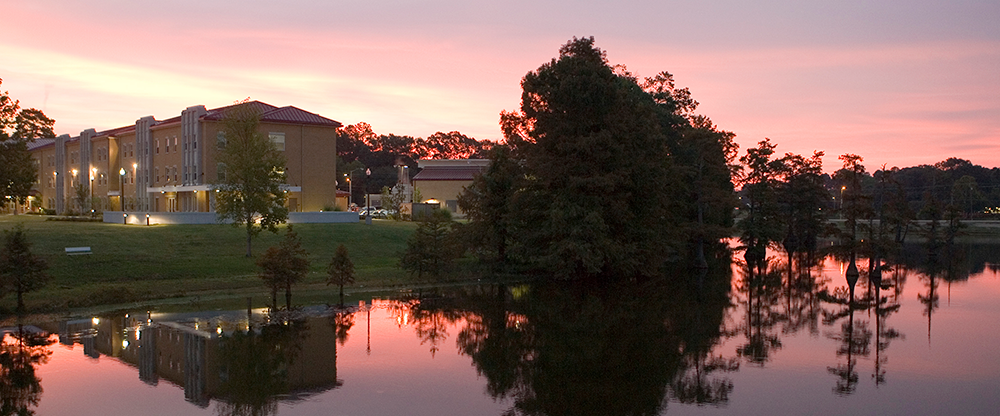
(3, 244), (1000, 415)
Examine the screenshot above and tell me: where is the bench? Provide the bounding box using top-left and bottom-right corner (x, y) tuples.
(65, 247), (92, 255)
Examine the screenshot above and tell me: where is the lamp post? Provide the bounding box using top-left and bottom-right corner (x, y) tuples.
(119, 167), (126, 211)
(365, 168), (371, 225)
(840, 185), (846, 219)
(345, 173), (352, 206)
(90, 168), (97, 215)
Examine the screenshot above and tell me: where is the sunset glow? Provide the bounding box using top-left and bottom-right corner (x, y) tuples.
(4, 0), (999, 170)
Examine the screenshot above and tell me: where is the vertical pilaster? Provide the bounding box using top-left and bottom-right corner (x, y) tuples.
(135, 116), (156, 211)
(55, 134), (68, 214)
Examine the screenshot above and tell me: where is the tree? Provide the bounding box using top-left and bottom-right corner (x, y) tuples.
(12, 109), (55, 141)
(1, 79), (53, 212)
(327, 244), (355, 307)
(499, 37), (683, 279)
(0, 140), (38, 212)
(256, 225), (309, 310)
(72, 182), (90, 215)
(457, 144), (522, 264)
(737, 139), (785, 267)
(835, 154), (870, 250)
(951, 175), (982, 219)
(213, 101), (289, 257)
(400, 209), (457, 280)
(0, 224), (49, 314)
(776, 151), (828, 256)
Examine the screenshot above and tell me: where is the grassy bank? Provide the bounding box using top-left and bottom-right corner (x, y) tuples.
(0, 215), (422, 314)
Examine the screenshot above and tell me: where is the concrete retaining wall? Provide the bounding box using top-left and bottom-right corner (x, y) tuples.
(104, 211), (359, 225)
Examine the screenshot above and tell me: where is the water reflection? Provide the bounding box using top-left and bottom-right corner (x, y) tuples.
(57, 311), (342, 413)
(31, 241), (1000, 415)
(1, 325), (55, 416)
(433, 259), (737, 416)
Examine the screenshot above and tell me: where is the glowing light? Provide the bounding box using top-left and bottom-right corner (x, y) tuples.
(122, 340), (129, 348)
(216, 327), (222, 335)
(92, 317), (100, 325)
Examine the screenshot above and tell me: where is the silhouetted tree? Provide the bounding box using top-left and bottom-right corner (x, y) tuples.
(257, 226), (309, 310)
(737, 139), (785, 267)
(457, 145), (522, 264)
(500, 37), (684, 279)
(327, 244), (355, 308)
(0, 225), (49, 314)
(400, 209), (457, 280)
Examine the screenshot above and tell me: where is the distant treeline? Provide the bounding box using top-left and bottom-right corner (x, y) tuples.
(826, 157), (1000, 218)
(335, 122), (494, 201)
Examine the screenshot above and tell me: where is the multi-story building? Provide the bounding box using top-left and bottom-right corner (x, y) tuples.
(26, 101), (341, 214)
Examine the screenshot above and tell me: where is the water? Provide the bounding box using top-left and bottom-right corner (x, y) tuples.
(3, 244), (999, 415)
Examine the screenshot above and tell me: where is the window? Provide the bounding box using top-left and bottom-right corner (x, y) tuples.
(173, 166), (177, 182)
(155, 167), (160, 183)
(129, 144), (134, 157)
(216, 132), (226, 150)
(269, 132), (285, 151)
(156, 140), (159, 154)
(217, 163), (226, 181)
(173, 137), (178, 152)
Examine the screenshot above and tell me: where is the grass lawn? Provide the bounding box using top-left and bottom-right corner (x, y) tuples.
(0, 215), (424, 314)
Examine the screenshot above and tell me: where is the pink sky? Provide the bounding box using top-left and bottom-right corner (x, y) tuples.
(3, 0), (999, 170)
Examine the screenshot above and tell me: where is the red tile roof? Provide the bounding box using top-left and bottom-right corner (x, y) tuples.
(201, 101), (341, 127)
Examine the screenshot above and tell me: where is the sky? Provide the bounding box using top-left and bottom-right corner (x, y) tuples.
(3, 0), (999, 171)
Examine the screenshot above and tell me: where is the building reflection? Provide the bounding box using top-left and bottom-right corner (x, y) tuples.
(56, 310), (343, 410)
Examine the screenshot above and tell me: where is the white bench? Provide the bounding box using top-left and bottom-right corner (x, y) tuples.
(65, 247), (92, 255)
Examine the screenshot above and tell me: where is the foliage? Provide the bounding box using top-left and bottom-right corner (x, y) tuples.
(835, 154), (871, 248)
(737, 139), (785, 265)
(379, 186), (407, 220)
(0, 140), (37, 208)
(72, 182), (90, 215)
(400, 209), (457, 279)
(1, 79), (53, 208)
(776, 151), (828, 255)
(213, 101), (289, 257)
(0, 224), (49, 314)
(327, 244), (355, 307)
(499, 37), (686, 279)
(0, 325), (55, 415)
(456, 145), (522, 263)
(256, 225), (310, 310)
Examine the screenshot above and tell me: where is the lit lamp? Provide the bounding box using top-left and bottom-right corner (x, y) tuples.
(119, 167), (126, 211)
(90, 168), (97, 215)
(365, 168), (371, 225)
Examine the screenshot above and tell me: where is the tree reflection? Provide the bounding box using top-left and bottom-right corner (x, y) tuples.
(214, 319), (308, 416)
(329, 310), (354, 347)
(734, 258), (784, 365)
(452, 260), (735, 416)
(0, 325), (55, 416)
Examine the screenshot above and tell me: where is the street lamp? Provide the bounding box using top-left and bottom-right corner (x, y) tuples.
(344, 173), (352, 206)
(119, 167), (126, 211)
(365, 168), (371, 225)
(840, 185), (846, 219)
(90, 167), (97, 216)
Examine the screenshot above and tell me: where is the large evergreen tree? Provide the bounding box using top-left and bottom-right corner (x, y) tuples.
(0, 224), (49, 314)
(457, 144), (522, 263)
(500, 37), (684, 279)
